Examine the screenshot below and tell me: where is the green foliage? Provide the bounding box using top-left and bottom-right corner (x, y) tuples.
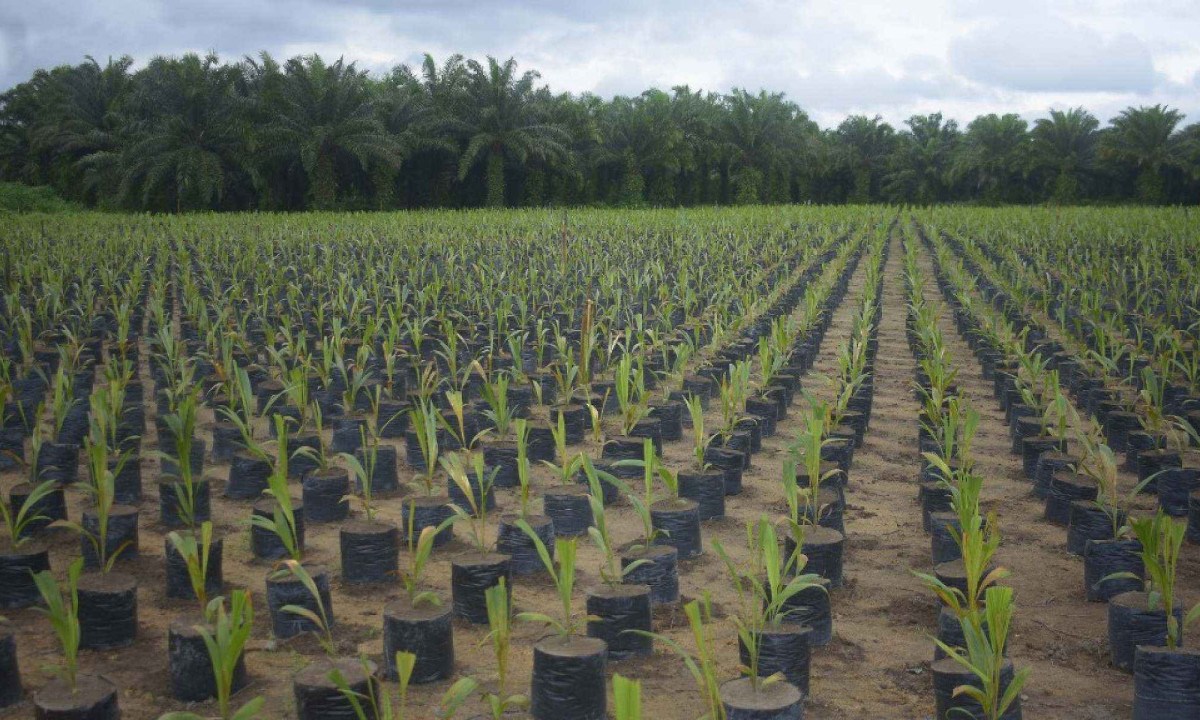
(167, 521), (215, 615)
(0, 182), (77, 212)
(1, 476), (56, 547)
(32, 558), (84, 690)
(482, 578), (529, 719)
(514, 521), (582, 637)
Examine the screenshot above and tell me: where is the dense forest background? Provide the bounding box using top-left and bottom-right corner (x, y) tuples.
(1, 52), (1198, 212)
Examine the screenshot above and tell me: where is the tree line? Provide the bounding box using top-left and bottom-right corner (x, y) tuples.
(1, 52), (1197, 212)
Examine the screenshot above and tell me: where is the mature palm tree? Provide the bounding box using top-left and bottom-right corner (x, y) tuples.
(952, 113), (1030, 203)
(1030, 107), (1099, 202)
(91, 53), (250, 211)
(1102, 104), (1185, 203)
(669, 86), (720, 204)
(722, 90), (799, 204)
(836, 115), (896, 203)
(884, 113), (958, 204)
(256, 54), (402, 209)
(599, 91), (684, 206)
(456, 56), (571, 207)
(32, 56), (133, 201)
(388, 54), (469, 206)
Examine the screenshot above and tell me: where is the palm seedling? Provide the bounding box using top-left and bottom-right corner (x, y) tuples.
(614, 352), (650, 437)
(166, 521), (217, 615)
(1116, 512), (1200, 650)
(409, 398), (440, 495)
(443, 452), (498, 551)
(160, 590), (262, 720)
(400, 511), (453, 610)
(714, 517), (825, 691)
(249, 415), (303, 563)
(331, 650), (477, 720)
(514, 524), (584, 638)
(32, 558), (84, 692)
(478, 579), (529, 718)
(632, 595), (724, 720)
(68, 409), (132, 572)
(159, 388), (203, 529)
(934, 586), (1029, 720)
(583, 457), (641, 587)
(791, 402), (838, 528)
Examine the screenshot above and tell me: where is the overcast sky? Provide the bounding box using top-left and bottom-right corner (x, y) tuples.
(1, 0), (1197, 128)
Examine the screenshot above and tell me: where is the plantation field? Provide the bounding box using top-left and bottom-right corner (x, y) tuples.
(1, 206), (1199, 720)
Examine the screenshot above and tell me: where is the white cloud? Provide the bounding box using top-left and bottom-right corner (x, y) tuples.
(0, 0), (1196, 128)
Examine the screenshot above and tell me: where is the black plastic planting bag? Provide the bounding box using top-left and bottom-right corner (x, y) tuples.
(483, 443), (520, 488)
(651, 499), (702, 559)
(33, 675), (120, 719)
(543, 488), (592, 537)
(780, 580), (832, 646)
(704, 446), (744, 495)
(587, 585), (652, 660)
(934, 606), (994, 662)
(0, 630), (22, 708)
(1133, 646), (1200, 719)
(930, 512), (963, 565)
(399, 498), (455, 547)
(530, 635), (607, 720)
(1083, 539), (1142, 602)
(293, 658), (378, 720)
(0, 543), (49, 608)
(77, 572), (138, 650)
(452, 554), (511, 624)
(1066, 502), (1117, 555)
(799, 527), (845, 588)
(169, 619), (247, 702)
(622, 546), (678, 605)
(340, 521), (399, 585)
(739, 625), (811, 694)
(648, 402), (683, 442)
(382, 602), (454, 683)
(226, 451), (271, 499)
(81, 506), (139, 568)
(1189, 492), (1200, 544)
(356, 445), (399, 492)
(267, 567), (333, 640)
(1108, 591), (1182, 671)
(302, 469), (350, 523)
(679, 470), (726, 520)
(550, 404), (588, 444)
(1157, 468), (1200, 517)
(497, 515), (554, 575)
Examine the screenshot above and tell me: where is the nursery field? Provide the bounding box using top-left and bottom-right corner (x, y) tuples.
(1, 206), (1199, 720)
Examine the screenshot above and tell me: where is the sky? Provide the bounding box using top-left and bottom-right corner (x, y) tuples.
(1, 0), (1198, 129)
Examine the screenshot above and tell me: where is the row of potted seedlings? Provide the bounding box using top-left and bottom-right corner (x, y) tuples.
(902, 232), (1027, 720)
(923, 223), (1200, 718)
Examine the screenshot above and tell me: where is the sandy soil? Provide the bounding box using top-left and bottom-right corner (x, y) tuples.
(2, 230), (1198, 719)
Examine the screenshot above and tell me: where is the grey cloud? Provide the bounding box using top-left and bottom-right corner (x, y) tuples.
(949, 16), (1156, 93)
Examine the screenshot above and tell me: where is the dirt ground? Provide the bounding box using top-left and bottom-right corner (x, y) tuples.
(3, 230), (1198, 719)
